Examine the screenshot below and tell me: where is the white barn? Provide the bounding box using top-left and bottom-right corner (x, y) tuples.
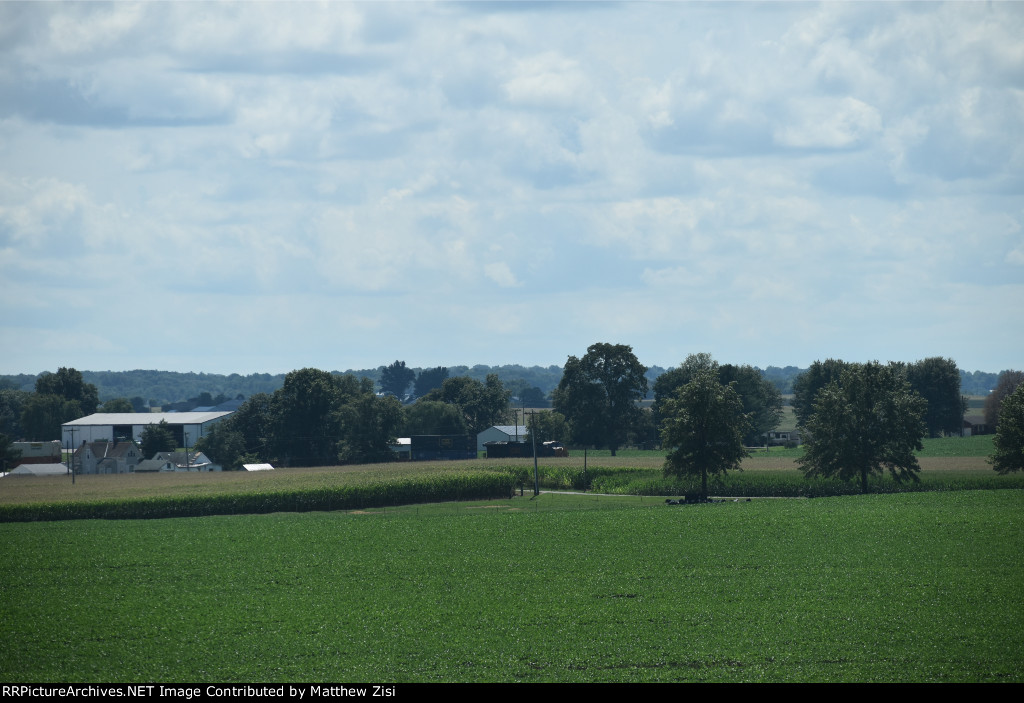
(61, 412), (233, 451)
(476, 424), (528, 452)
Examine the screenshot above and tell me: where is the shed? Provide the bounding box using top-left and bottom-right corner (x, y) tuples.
(476, 425), (527, 452)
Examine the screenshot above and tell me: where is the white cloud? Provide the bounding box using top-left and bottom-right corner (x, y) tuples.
(775, 96), (882, 149)
(0, 1), (1020, 374)
(484, 262), (519, 288)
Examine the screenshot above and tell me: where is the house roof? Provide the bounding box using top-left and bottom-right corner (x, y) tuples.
(5, 463), (69, 476)
(135, 459), (175, 472)
(62, 411), (233, 426)
(153, 451), (212, 466)
(487, 425), (526, 435)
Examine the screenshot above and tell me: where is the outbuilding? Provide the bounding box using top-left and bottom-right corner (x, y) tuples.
(476, 424), (528, 452)
(61, 412), (233, 451)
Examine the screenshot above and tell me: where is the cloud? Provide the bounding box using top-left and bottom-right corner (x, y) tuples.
(0, 1), (1021, 374)
(774, 96), (882, 149)
(484, 262), (520, 288)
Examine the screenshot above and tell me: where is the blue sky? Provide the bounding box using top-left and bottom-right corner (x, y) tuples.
(1, 1), (1021, 375)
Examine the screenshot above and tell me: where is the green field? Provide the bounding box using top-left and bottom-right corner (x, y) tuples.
(1, 490), (1021, 682)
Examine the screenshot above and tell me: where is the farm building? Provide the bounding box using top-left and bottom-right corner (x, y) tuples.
(476, 424), (528, 452)
(410, 435), (476, 461)
(3, 463), (69, 477)
(766, 430), (802, 446)
(61, 411), (233, 450)
(151, 451), (220, 471)
(11, 441), (62, 466)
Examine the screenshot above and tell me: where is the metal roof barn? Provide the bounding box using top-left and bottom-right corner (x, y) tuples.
(61, 412), (233, 451)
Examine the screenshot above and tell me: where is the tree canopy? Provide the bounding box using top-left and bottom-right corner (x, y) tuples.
(20, 393), (81, 442)
(653, 353), (781, 445)
(660, 360), (750, 500)
(99, 397), (134, 413)
(140, 420), (177, 458)
(792, 359), (849, 428)
(525, 410), (569, 446)
(272, 369), (365, 467)
(797, 362), (927, 492)
(403, 400), (468, 436)
(553, 343), (647, 456)
(413, 367), (449, 398)
(906, 357), (966, 437)
(35, 367), (99, 416)
(336, 393), (403, 465)
(989, 384), (1024, 475)
(1, 433), (21, 473)
(419, 374), (511, 435)
(379, 360), (415, 398)
(984, 370), (1024, 430)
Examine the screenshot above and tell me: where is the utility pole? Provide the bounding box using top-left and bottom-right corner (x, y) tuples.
(527, 409), (539, 497)
(65, 426), (76, 484)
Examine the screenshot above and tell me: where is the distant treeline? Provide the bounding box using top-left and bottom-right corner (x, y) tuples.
(0, 364), (1005, 407)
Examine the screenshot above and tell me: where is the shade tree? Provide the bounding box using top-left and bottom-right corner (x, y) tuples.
(553, 343), (647, 456)
(989, 384), (1024, 475)
(660, 361), (751, 501)
(796, 362), (927, 493)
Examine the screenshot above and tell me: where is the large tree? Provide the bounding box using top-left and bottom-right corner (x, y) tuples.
(272, 369), (365, 467)
(1, 433), (21, 473)
(797, 362), (927, 493)
(420, 374), (511, 435)
(413, 366), (449, 398)
(525, 410), (569, 446)
(20, 393), (81, 442)
(194, 422), (249, 470)
(35, 367), (99, 416)
(907, 357), (967, 437)
(379, 360), (415, 398)
(553, 343), (647, 456)
(653, 354), (782, 445)
(661, 363), (750, 500)
(336, 394), (404, 464)
(0, 389), (30, 439)
(792, 359), (850, 427)
(140, 420), (177, 458)
(984, 370), (1024, 430)
(989, 384), (1024, 475)
(403, 400), (468, 436)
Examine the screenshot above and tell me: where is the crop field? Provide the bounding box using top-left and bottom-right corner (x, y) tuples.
(1, 490), (1021, 682)
(0, 436), (1003, 511)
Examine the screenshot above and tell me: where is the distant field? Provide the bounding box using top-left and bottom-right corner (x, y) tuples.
(1, 490), (1020, 682)
(0, 435), (1005, 511)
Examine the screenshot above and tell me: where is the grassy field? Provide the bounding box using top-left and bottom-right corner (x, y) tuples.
(0, 435), (1002, 510)
(1, 490), (1020, 682)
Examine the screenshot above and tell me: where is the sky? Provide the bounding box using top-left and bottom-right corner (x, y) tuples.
(1, 1), (1022, 376)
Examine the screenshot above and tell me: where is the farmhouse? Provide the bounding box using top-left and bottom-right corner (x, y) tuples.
(152, 451), (221, 471)
(73, 440), (143, 474)
(61, 412), (233, 450)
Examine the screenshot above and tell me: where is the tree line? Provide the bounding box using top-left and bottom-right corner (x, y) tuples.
(194, 368), (512, 469)
(3, 354), (1022, 485)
